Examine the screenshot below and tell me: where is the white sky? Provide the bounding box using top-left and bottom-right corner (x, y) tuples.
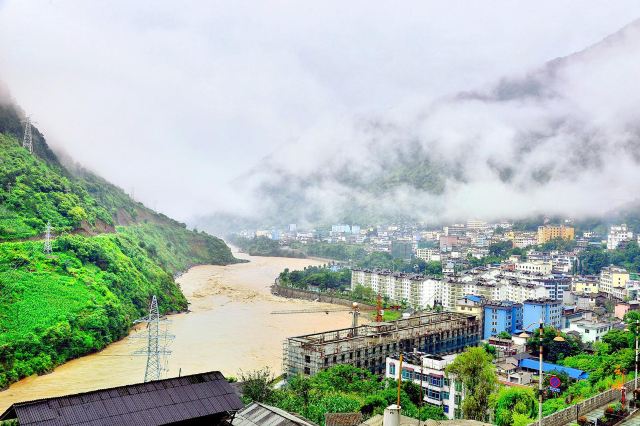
(1, 1), (639, 221)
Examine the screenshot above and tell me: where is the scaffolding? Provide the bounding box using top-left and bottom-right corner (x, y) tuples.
(283, 312), (480, 378)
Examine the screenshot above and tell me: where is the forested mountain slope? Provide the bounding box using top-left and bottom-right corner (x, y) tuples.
(0, 99), (238, 388)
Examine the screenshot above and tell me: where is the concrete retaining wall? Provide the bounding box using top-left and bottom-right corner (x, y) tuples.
(536, 379), (635, 426)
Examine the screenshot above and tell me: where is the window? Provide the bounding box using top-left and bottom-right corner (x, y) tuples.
(389, 363), (396, 376)
(305, 355), (310, 363)
(455, 409), (462, 419)
(427, 389), (441, 400)
(455, 381), (462, 392)
(442, 391), (450, 400)
(304, 367), (310, 374)
(430, 376), (443, 387)
(402, 369), (413, 380)
(455, 394), (461, 404)
(444, 378), (450, 387)
(443, 405), (449, 413)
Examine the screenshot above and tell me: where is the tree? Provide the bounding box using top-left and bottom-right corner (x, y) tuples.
(445, 347), (498, 421)
(528, 327), (583, 362)
(239, 368), (274, 403)
(602, 329), (632, 353)
(494, 387), (538, 426)
(497, 331), (512, 339)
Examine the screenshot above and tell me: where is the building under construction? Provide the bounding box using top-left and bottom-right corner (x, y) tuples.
(283, 312), (480, 377)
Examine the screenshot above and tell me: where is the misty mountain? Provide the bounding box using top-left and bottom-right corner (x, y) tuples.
(198, 18), (640, 231)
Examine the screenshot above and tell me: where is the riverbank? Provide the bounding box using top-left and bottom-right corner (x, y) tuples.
(0, 251), (355, 411)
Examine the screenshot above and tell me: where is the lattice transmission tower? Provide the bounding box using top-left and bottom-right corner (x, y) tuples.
(131, 295), (173, 382)
(22, 117), (33, 154)
(44, 221), (53, 254)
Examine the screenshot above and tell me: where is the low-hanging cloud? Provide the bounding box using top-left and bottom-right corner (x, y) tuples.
(231, 18), (640, 226)
(1, 1), (640, 229)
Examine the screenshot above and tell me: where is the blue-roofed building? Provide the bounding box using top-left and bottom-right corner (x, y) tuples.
(519, 358), (589, 380)
(522, 299), (563, 331)
(483, 301), (523, 339)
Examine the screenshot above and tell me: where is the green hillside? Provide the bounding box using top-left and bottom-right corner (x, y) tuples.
(0, 101), (238, 388)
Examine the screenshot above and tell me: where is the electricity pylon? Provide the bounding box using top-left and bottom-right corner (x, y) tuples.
(131, 295), (173, 382)
(22, 117), (33, 154)
(44, 221), (53, 254)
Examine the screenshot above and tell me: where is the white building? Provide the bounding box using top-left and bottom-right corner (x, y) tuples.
(565, 321), (613, 343)
(416, 248), (441, 262)
(386, 353), (463, 420)
(607, 224), (634, 250)
(516, 261), (552, 275)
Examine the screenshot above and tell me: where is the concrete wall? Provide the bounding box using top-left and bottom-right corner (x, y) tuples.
(535, 379), (635, 426)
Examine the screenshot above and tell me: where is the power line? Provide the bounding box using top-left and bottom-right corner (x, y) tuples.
(44, 221), (53, 255)
(131, 295), (174, 382)
(22, 116), (33, 154)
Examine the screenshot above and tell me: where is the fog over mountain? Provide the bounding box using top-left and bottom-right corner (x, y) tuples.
(1, 2), (640, 231)
(217, 18), (640, 228)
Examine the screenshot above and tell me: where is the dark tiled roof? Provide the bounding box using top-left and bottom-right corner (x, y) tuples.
(0, 371), (243, 426)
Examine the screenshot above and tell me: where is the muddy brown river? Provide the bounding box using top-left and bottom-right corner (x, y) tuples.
(0, 251), (356, 411)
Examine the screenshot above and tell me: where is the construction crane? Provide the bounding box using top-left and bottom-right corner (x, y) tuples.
(271, 294), (401, 329)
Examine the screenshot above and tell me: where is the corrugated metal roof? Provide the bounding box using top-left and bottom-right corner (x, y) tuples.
(519, 359), (589, 380)
(0, 371), (243, 426)
(233, 402), (318, 426)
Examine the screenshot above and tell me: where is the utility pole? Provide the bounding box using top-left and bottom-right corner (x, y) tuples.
(44, 221), (52, 255)
(132, 295), (173, 382)
(22, 116), (33, 154)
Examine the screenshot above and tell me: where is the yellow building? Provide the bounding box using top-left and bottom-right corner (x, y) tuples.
(573, 281), (600, 294)
(599, 266), (630, 299)
(537, 225), (575, 244)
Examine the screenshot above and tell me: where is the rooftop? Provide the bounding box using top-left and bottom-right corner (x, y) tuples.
(0, 371), (243, 426)
(519, 359), (589, 380)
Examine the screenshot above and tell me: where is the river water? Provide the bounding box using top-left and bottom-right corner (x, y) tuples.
(0, 251), (355, 411)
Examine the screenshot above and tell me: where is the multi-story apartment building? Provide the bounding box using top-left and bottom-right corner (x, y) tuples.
(537, 225), (575, 244)
(607, 224), (634, 250)
(353, 269), (550, 311)
(386, 352), (464, 419)
(466, 220), (488, 231)
(522, 299), (563, 331)
(516, 261), (552, 275)
(416, 248), (441, 262)
(483, 301), (523, 339)
(599, 266), (630, 300)
(513, 232), (538, 249)
(455, 295), (485, 328)
(572, 275), (600, 294)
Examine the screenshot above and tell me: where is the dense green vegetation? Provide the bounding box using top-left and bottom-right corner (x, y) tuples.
(531, 313), (640, 418)
(579, 241), (640, 274)
(446, 347), (497, 422)
(278, 266), (351, 291)
(0, 108), (238, 389)
(119, 223), (238, 275)
(0, 134), (113, 240)
(241, 365), (446, 425)
(0, 234), (188, 387)
(230, 235), (305, 258)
